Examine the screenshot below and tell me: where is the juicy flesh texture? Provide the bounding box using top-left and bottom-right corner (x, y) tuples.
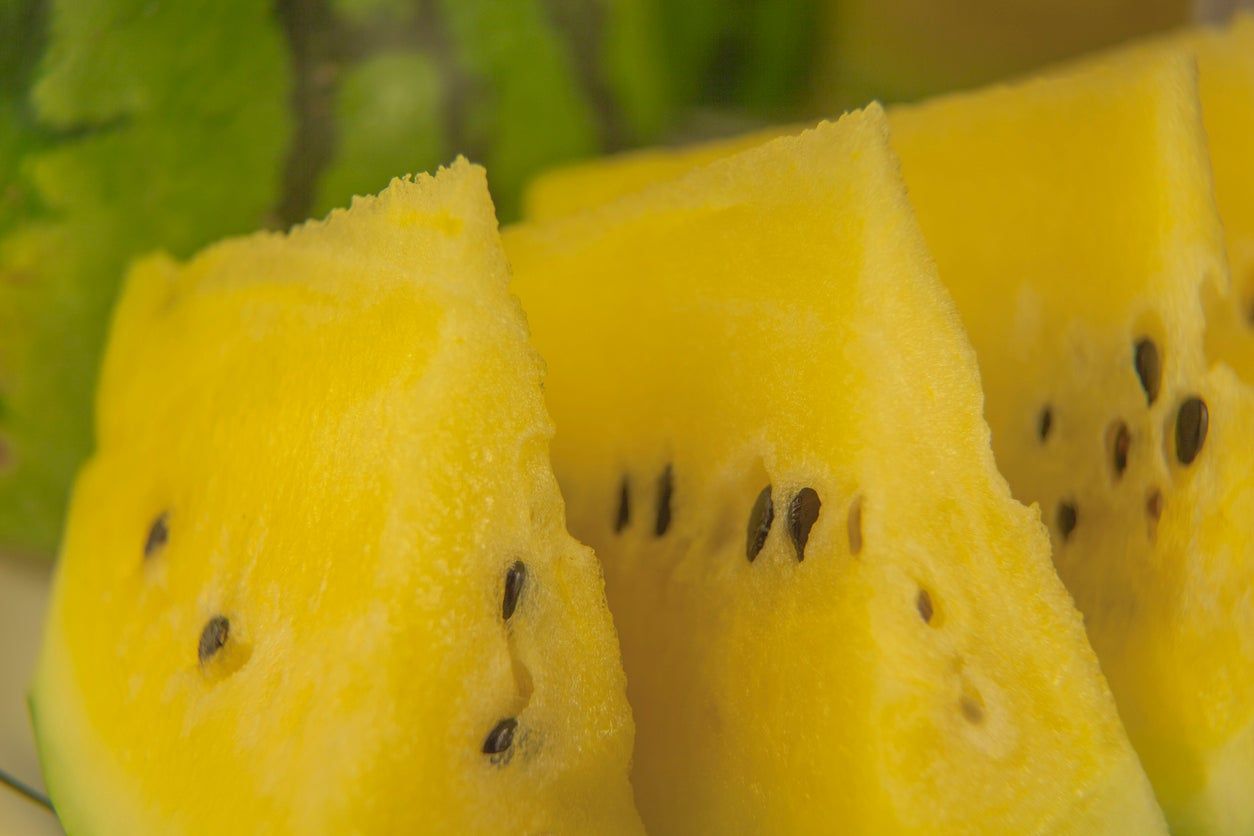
(505, 108), (1164, 834)
(888, 52), (1254, 834)
(519, 25), (1254, 831)
(33, 162), (640, 835)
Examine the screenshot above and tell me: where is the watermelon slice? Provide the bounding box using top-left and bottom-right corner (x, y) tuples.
(504, 107), (1163, 832)
(32, 162), (641, 834)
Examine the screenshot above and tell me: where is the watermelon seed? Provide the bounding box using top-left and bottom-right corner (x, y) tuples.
(916, 588), (934, 624)
(788, 488), (821, 561)
(960, 693), (985, 724)
(1147, 489), (1164, 521)
(846, 497), (863, 556)
(614, 476), (631, 533)
(1056, 502), (1078, 542)
(144, 512), (169, 559)
(1108, 421), (1130, 478)
(482, 718), (518, 760)
(502, 561), (526, 621)
(1175, 397), (1208, 465)
(655, 465), (674, 537)
(1037, 407), (1052, 442)
(1134, 338), (1161, 405)
(745, 486), (773, 562)
(197, 616), (230, 665)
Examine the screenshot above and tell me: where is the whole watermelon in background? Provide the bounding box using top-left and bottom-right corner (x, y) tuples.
(34, 162), (642, 833)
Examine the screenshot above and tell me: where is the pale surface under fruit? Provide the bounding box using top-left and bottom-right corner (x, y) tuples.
(33, 161), (641, 835)
(506, 107), (1164, 834)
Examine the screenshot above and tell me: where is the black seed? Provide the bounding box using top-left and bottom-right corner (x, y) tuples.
(198, 616), (230, 664)
(144, 512), (169, 559)
(1056, 502), (1078, 541)
(745, 486), (773, 562)
(1037, 407), (1052, 442)
(482, 717), (518, 756)
(502, 561), (526, 621)
(916, 588), (934, 624)
(787, 488), (821, 561)
(1110, 422), (1130, 477)
(614, 476), (631, 534)
(960, 695), (984, 724)
(1175, 397), (1208, 465)
(654, 465), (673, 537)
(1134, 338), (1161, 405)
(1147, 489), (1164, 521)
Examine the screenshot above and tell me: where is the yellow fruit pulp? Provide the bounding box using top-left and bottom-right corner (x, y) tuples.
(33, 162), (641, 835)
(505, 107), (1164, 834)
(518, 24), (1254, 831)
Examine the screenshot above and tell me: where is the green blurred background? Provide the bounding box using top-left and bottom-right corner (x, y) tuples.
(0, 0), (1235, 828)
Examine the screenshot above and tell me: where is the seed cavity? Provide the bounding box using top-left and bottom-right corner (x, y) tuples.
(916, 588), (934, 624)
(198, 616), (230, 665)
(144, 512), (169, 559)
(614, 476), (630, 533)
(787, 488), (821, 561)
(745, 485), (773, 562)
(1147, 488), (1164, 521)
(960, 693), (985, 724)
(846, 496), (863, 555)
(1108, 421), (1130, 478)
(1134, 338), (1161, 405)
(482, 717), (518, 760)
(502, 561), (526, 621)
(655, 465), (673, 537)
(1037, 406), (1052, 442)
(1056, 502), (1078, 542)
(1175, 397), (1208, 465)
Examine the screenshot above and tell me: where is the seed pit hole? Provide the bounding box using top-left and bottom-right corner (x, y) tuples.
(788, 488), (821, 561)
(1133, 337), (1161, 405)
(502, 561), (526, 621)
(1147, 488), (1164, 521)
(745, 485), (773, 562)
(144, 512), (169, 559)
(654, 465), (673, 537)
(614, 475), (630, 534)
(1037, 406), (1052, 442)
(916, 588), (934, 624)
(846, 496), (863, 556)
(1175, 397), (1208, 466)
(1056, 501), (1078, 542)
(960, 691), (985, 725)
(1106, 421), (1130, 479)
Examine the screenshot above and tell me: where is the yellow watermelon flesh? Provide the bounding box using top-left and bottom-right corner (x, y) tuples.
(518, 27), (1254, 832)
(505, 107), (1164, 833)
(32, 162), (642, 834)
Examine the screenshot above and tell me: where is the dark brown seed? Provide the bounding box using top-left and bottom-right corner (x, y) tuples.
(1110, 422), (1130, 477)
(1175, 397), (1208, 465)
(1147, 489), (1164, 521)
(1056, 502), (1078, 541)
(788, 488), (821, 561)
(614, 476), (630, 534)
(144, 512), (169, 558)
(502, 561), (526, 621)
(1134, 338), (1161, 405)
(960, 694), (984, 724)
(745, 486), (773, 562)
(482, 717), (518, 756)
(916, 588), (934, 624)
(655, 465), (673, 537)
(1037, 407), (1052, 442)
(198, 616), (230, 664)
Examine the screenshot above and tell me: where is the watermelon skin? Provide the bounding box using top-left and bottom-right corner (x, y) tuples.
(33, 161), (641, 834)
(0, 0), (292, 555)
(505, 108), (1164, 833)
